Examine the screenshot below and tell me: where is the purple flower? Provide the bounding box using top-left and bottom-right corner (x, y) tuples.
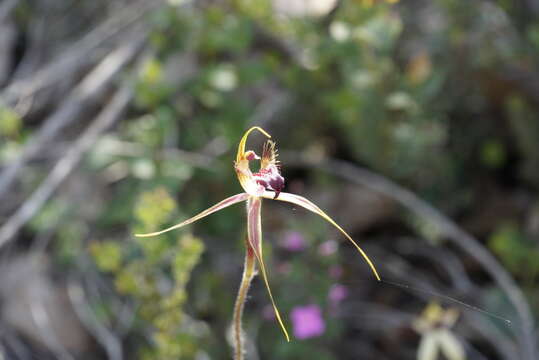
(328, 284), (349, 304)
(280, 231), (306, 252)
(318, 239), (338, 256)
(290, 305), (326, 339)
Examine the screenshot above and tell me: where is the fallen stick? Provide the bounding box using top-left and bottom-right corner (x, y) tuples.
(0, 82), (134, 247)
(0, 36), (144, 199)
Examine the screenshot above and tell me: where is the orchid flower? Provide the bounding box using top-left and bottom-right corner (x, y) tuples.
(413, 302), (465, 360)
(135, 127), (380, 356)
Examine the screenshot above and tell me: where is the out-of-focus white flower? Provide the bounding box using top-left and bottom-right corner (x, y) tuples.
(330, 21), (351, 42)
(350, 70), (377, 89)
(385, 91), (416, 111)
(272, 0), (338, 17)
(210, 66), (238, 92)
(132, 159), (156, 179)
(167, 0), (189, 5)
(413, 302), (465, 360)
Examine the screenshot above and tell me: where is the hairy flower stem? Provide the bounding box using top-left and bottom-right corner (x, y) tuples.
(233, 242), (256, 360)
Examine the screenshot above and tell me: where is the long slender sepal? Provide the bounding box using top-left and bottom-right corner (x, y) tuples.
(263, 191), (381, 281)
(135, 193), (249, 237)
(246, 197), (290, 342)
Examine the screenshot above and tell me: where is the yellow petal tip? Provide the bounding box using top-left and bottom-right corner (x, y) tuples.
(247, 126), (271, 139)
(237, 127), (272, 162)
(134, 233), (157, 238)
(268, 192), (382, 282)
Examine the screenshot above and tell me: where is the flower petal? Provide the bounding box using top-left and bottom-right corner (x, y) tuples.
(134, 193), (249, 237)
(262, 191), (381, 281)
(418, 333), (439, 360)
(236, 127), (271, 163)
(437, 329), (465, 360)
(260, 140), (279, 169)
(235, 127), (271, 195)
(247, 197), (290, 342)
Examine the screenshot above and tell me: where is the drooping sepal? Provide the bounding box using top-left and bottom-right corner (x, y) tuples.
(262, 191), (381, 281)
(246, 196), (290, 341)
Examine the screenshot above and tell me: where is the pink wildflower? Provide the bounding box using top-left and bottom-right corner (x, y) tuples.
(290, 305), (326, 339)
(280, 231), (306, 251)
(328, 284), (349, 304)
(318, 239), (338, 256)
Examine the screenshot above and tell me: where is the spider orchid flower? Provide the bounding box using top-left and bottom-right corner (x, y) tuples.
(135, 127), (380, 346)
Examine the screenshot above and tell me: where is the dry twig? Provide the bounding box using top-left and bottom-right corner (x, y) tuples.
(0, 76), (136, 248)
(0, 36), (145, 200)
(1, 0), (160, 104)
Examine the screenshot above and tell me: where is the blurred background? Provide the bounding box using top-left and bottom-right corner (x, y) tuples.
(0, 0), (538, 359)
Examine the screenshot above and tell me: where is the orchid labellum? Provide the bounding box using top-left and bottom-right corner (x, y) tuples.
(135, 127), (380, 358)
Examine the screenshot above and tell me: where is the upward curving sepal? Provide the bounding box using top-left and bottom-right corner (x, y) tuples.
(235, 127), (272, 196)
(236, 127), (271, 163)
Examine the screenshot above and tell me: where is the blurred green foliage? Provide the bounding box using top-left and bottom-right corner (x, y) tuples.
(3, 0), (539, 358)
(489, 223), (539, 280)
(0, 106), (21, 139)
(0, 106), (23, 164)
(88, 0), (539, 357)
(91, 187), (207, 359)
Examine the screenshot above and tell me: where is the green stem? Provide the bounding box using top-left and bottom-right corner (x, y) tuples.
(233, 242), (256, 360)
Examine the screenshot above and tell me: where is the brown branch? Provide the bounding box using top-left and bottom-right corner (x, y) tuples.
(67, 279), (123, 360)
(1, 0), (161, 104)
(0, 35), (145, 200)
(0, 77), (135, 248)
